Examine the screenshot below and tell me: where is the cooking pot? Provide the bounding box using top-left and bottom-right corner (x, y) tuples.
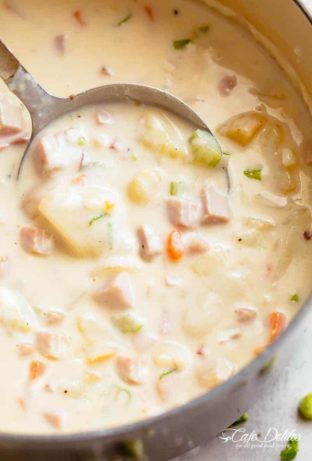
(0, 1), (311, 460)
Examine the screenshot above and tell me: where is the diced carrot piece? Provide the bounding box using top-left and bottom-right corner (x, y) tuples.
(43, 412), (63, 429)
(29, 360), (46, 381)
(269, 312), (287, 343)
(166, 230), (184, 262)
(17, 397), (26, 411)
(73, 10), (86, 26)
(144, 5), (154, 21)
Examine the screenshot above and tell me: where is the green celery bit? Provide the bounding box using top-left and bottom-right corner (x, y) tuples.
(290, 293), (299, 303)
(229, 412), (249, 428)
(280, 438), (299, 461)
(189, 129), (222, 167)
(244, 168), (262, 181)
(159, 367), (178, 380)
(112, 312), (143, 334)
(173, 38), (192, 50)
(77, 136), (87, 147)
(88, 213), (107, 227)
(107, 221), (113, 250)
(169, 181), (183, 196)
(122, 439), (144, 460)
(298, 393), (312, 420)
(113, 385), (132, 404)
(117, 13), (132, 27)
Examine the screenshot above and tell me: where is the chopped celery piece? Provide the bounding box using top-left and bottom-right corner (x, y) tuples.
(229, 412), (249, 427)
(244, 169), (262, 181)
(189, 129), (222, 167)
(112, 311), (143, 334)
(169, 181), (183, 196)
(290, 293), (299, 303)
(117, 13), (132, 27)
(88, 213), (107, 227)
(280, 438), (299, 461)
(159, 367), (178, 380)
(173, 38), (192, 50)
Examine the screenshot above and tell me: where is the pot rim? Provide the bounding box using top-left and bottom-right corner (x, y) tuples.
(0, 0), (311, 448)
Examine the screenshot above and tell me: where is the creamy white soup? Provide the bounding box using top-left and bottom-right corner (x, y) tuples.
(0, 0), (312, 435)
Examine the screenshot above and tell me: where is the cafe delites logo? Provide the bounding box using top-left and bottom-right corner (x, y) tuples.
(219, 427), (301, 449)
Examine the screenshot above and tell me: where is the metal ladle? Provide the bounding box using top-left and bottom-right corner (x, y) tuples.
(0, 41), (211, 178)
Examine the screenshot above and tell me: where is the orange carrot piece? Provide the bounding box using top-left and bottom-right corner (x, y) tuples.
(29, 360), (46, 381)
(144, 5), (154, 21)
(269, 311), (287, 343)
(17, 397), (26, 411)
(167, 230), (184, 261)
(73, 10), (86, 26)
(43, 412), (62, 429)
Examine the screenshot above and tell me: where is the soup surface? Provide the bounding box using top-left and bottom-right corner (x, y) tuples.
(0, 0), (312, 434)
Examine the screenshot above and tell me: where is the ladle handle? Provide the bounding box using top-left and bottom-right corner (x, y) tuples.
(0, 40), (61, 134)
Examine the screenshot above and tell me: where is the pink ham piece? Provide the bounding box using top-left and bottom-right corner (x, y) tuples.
(166, 197), (202, 228)
(34, 129), (86, 175)
(182, 233), (209, 255)
(20, 226), (54, 256)
(95, 273), (135, 310)
(116, 355), (146, 384)
(218, 75), (237, 96)
(137, 225), (162, 261)
(235, 307), (258, 323)
(0, 95), (24, 135)
(54, 34), (69, 54)
(96, 109), (114, 125)
(201, 185), (230, 224)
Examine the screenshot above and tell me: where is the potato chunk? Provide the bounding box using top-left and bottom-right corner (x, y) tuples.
(0, 288), (38, 332)
(218, 112), (266, 146)
(38, 183), (120, 257)
(139, 113), (189, 159)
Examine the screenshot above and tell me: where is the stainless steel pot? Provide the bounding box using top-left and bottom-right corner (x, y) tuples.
(0, 1), (311, 460)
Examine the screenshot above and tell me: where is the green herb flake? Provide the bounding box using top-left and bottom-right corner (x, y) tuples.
(173, 38), (192, 50)
(229, 412), (249, 428)
(298, 393), (312, 420)
(77, 136), (87, 147)
(117, 13), (132, 27)
(243, 168), (262, 181)
(130, 152), (138, 161)
(169, 181), (183, 196)
(290, 293), (300, 303)
(88, 213), (107, 227)
(159, 367), (178, 380)
(113, 385), (132, 404)
(107, 221), (113, 250)
(280, 438), (299, 461)
(121, 439), (144, 460)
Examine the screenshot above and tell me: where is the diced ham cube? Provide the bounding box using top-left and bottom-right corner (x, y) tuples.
(137, 225), (162, 261)
(16, 342), (34, 357)
(116, 355), (146, 384)
(182, 233), (209, 255)
(235, 307), (258, 323)
(166, 197), (202, 228)
(201, 185), (230, 224)
(34, 129), (87, 175)
(0, 256), (9, 277)
(44, 310), (65, 326)
(0, 95), (24, 135)
(20, 226), (54, 256)
(36, 331), (65, 359)
(54, 34), (68, 54)
(96, 109), (114, 125)
(95, 273), (135, 310)
(218, 75), (237, 96)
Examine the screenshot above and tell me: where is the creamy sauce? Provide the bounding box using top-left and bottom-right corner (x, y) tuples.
(0, 0), (311, 434)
